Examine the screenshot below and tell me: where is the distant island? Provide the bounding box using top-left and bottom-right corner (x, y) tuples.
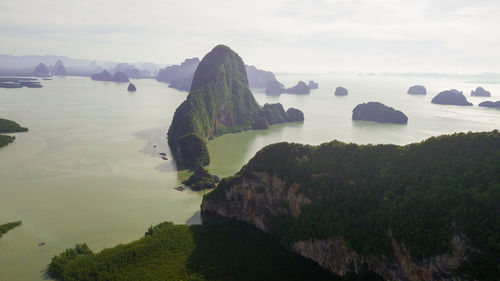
(334, 86), (348, 96)
(431, 89), (472, 106)
(91, 70), (130, 82)
(352, 102), (408, 124)
(202, 130), (500, 281)
(246, 65), (282, 89)
(308, 80), (318, 89)
(0, 77), (42, 88)
(478, 100), (500, 108)
(51, 60), (66, 76)
(284, 81), (311, 95)
(33, 63), (50, 77)
(407, 85), (426, 95)
(471, 87), (491, 97)
(167, 45), (304, 170)
(127, 83), (136, 92)
(265, 80), (318, 95)
(0, 221), (22, 238)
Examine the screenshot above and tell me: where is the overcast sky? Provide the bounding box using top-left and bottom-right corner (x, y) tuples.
(0, 0), (498, 73)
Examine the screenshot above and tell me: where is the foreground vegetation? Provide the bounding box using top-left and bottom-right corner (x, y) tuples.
(0, 135), (15, 148)
(0, 118), (28, 133)
(48, 218), (382, 281)
(0, 221), (22, 238)
(0, 118), (28, 148)
(205, 130), (500, 280)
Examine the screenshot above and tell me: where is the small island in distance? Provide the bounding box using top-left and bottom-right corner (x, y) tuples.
(91, 70), (130, 82)
(431, 89), (472, 106)
(352, 102), (408, 124)
(407, 85), (426, 95)
(471, 86), (491, 97)
(334, 86), (348, 96)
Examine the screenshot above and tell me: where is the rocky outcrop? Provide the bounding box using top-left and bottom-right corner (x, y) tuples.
(478, 100), (500, 108)
(252, 118), (269, 130)
(352, 102), (408, 124)
(91, 70), (113, 81)
(308, 80), (319, 89)
(33, 63), (50, 77)
(127, 83), (136, 91)
(284, 81), (310, 95)
(285, 108), (304, 122)
(168, 73), (194, 92)
(167, 45), (305, 169)
(113, 63), (150, 79)
(112, 71), (129, 82)
(52, 60), (66, 76)
(407, 85), (426, 95)
(265, 80), (284, 95)
(471, 87), (491, 97)
(431, 90), (472, 106)
(246, 65), (281, 88)
(158, 57), (281, 91)
(91, 70), (129, 82)
(182, 167), (220, 191)
(335, 86), (348, 96)
(157, 58), (200, 84)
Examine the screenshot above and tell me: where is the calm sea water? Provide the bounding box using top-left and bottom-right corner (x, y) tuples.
(0, 75), (498, 280)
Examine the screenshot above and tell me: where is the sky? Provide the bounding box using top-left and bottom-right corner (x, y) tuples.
(0, 0), (499, 74)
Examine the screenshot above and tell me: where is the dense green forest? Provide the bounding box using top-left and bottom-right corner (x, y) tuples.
(205, 130), (500, 280)
(0, 221), (22, 238)
(48, 217), (382, 281)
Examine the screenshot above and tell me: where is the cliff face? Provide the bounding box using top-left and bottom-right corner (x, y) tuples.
(202, 171), (466, 281)
(201, 171), (311, 231)
(202, 131), (500, 280)
(292, 235), (465, 281)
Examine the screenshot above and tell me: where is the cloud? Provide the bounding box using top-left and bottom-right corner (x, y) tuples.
(0, 0), (498, 73)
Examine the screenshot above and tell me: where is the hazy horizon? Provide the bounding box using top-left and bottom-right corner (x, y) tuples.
(1, 0), (499, 74)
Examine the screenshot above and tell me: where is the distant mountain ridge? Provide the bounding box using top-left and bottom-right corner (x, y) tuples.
(0, 54), (161, 76)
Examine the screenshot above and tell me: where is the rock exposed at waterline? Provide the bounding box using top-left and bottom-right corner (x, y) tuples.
(471, 87), (491, 97)
(284, 81), (310, 95)
(33, 63), (50, 77)
(182, 167), (220, 191)
(431, 90), (472, 106)
(265, 80), (284, 95)
(91, 70), (113, 81)
(127, 83), (136, 91)
(352, 102), (408, 124)
(334, 86), (348, 96)
(478, 101), (500, 108)
(407, 85), (426, 95)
